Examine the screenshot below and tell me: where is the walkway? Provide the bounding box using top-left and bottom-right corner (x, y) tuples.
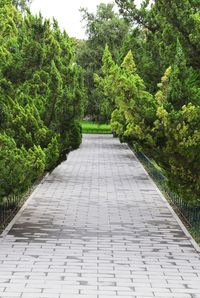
(0, 134), (200, 298)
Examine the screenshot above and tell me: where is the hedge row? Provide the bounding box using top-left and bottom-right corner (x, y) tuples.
(0, 1), (85, 200)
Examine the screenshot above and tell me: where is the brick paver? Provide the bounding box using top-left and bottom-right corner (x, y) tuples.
(0, 134), (200, 298)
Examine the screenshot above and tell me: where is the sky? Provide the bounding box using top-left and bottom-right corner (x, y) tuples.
(30, 0), (141, 39)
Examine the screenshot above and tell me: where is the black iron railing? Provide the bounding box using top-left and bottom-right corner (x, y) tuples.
(0, 195), (21, 229)
(135, 151), (200, 232)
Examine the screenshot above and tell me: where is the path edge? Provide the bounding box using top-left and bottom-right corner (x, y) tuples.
(0, 173), (49, 239)
(127, 144), (200, 254)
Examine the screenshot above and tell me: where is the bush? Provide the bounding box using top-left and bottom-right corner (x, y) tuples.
(0, 2), (85, 200)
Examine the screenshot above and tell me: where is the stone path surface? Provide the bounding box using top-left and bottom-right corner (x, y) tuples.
(0, 134), (200, 298)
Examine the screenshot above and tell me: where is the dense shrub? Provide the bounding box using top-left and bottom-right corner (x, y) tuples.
(107, 44), (200, 206)
(0, 0), (85, 200)
(93, 0), (200, 206)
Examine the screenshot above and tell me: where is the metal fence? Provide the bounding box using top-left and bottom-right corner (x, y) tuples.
(0, 195), (22, 230)
(135, 151), (200, 232)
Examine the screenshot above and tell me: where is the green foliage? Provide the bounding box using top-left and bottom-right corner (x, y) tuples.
(190, 228), (200, 245)
(0, 133), (45, 198)
(107, 38), (200, 205)
(110, 50), (157, 146)
(110, 108), (126, 140)
(116, 0), (200, 93)
(151, 41), (200, 205)
(81, 121), (111, 134)
(1, 0), (200, 210)
(77, 3), (130, 120)
(12, 0), (32, 11)
(109, 0), (200, 205)
(44, 136), (60, 171)
(94, 45), (117, 123)
(0, 3), (85, 201)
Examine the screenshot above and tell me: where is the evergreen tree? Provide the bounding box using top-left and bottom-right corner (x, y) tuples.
(116, 0), (200, 92)
(151, 41), (200, 205)
(77, 3), (130, 120)
(94, 45), (117, 122)
(111, 50), (157, 148)
(0, 3), (85, 201)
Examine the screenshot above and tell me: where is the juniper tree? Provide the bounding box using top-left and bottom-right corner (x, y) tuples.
(110, 50), (157, 148)
(0, 3), (85, 200)
(94, 45), (117, 122)
(77, 3), (130, 119)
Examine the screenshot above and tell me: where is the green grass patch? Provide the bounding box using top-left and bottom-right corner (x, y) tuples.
(81, 121), (112, 134)
(189, 227), (200, 245)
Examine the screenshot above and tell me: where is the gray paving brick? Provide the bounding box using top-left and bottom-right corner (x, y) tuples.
(0, 134), (199, 297)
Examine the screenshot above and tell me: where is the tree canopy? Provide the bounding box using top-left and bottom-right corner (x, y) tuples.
(77, 3), (130, 121)
(0, 0), (85, 199)
(86, 0), (200, 205)
(97, 0), (200, 206)
(1, 0), (200, 207)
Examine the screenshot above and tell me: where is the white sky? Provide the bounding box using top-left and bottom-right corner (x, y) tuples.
(30, 0), (141, 39)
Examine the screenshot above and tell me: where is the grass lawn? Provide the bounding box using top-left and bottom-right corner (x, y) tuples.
(81, 121), (112, 134)
(190, 228), (200, 245)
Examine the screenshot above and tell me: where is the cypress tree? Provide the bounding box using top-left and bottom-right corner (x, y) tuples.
(0, 3), (85, 201)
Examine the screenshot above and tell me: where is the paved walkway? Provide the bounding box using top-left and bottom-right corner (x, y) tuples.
(0, 134), (200, 298)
